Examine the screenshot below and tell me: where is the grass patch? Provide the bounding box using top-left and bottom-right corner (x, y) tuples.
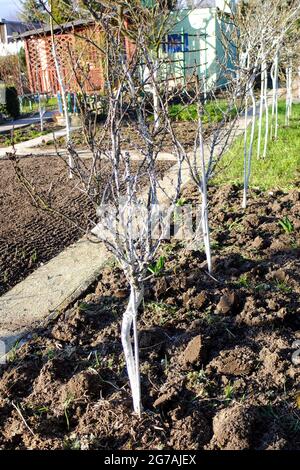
(213, 100), (300, 190)
(0, 127), (50, 147)
(20, 96), (58, 116)
(169, 99), (237, 123)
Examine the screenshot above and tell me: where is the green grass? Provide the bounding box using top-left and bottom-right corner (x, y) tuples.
(169, 99), (237, 124)
(21, 96), (58, 116)
(0, 128), (50, 146)
(213, 100), (300, 190)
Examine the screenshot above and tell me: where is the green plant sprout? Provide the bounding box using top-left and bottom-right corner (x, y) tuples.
(278, 216), (294, 234)
(224, 383), (234, 401)
(176, 197), (186, 207)
(63, 395), (75, 430)
(147, 256), (166, 276)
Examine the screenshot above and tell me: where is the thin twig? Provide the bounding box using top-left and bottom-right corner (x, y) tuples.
(11, 401), (35, 436)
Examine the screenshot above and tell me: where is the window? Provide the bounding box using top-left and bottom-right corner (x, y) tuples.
(165, 33), (189, 54)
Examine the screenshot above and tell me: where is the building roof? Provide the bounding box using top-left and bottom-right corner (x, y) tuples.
(16, 18), (94, 40)
(16, 0), (232, 41)
(0, 18), (40, 27)
(0, 17), (41, 41)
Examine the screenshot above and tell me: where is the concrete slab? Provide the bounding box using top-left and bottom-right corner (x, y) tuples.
(0, 238), (108, 352)
(0, 126), (80, 157)
(0, 111), (55, 134)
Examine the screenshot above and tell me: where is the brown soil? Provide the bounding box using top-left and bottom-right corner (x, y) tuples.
(0, 155), (172, 295)
(0, 183), (299, 450)
(40, 121), (202, 153)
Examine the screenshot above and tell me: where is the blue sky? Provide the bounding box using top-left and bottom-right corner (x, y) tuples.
(0, 0), (22, 21)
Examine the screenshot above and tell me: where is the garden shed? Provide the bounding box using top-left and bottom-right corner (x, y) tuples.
(163, 0), (235, 88)
(18, 19), (109, 95)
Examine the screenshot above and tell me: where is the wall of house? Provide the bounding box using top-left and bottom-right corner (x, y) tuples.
(163, 8), (218, 88)
(162, 5), (235, 89)
(215, 10), (236, 88)
(0, 41), (24, 56)
(0, 22), (28, 57)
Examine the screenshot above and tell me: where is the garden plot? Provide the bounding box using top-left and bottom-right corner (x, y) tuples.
(37, 97), (233, 154)
(0, 183), (299, 450)
(0, 122), (63, 149)
(39, 121), (202, 153)
(0, 155), (173, 296)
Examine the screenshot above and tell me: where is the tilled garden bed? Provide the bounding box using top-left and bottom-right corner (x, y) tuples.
(0, 183), (299, 450)
(0, 155), (173, 295)
(39, 121), (204, 152)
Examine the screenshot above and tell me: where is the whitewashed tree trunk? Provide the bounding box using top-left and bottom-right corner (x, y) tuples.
(121, 284), (144, 416)
(49, 8), (73, 178)
(198, 113), (211, 274)
(203, 73), (208, 104)
(38, 94), (45, 132)
(257, 62), (265, 159)
(152, 59), (160, 130)
(243, 94), (249, 207)
(263, 64), (269, 159)
(243, 81), (256, 209)
(286, 65), (293, 126)
(271, 50), (279, 140)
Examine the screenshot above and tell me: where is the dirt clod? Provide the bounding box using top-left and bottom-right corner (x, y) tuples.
(216, 290), (237, 314)
(210, 404), (256, 450)
(208, 346), (255, 376)
(179, 335), (203, 367)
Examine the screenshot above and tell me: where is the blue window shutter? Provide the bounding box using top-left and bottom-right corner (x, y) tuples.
(184, 33), (189, 52)
(168, 34), (182, 53)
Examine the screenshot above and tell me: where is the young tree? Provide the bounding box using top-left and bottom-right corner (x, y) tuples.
(45, 0), (185, 414)
(230, 0), (300, 206)
(23, 0), (240, 412)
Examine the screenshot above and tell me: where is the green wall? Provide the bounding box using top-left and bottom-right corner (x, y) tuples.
(161, 7), (232, 89)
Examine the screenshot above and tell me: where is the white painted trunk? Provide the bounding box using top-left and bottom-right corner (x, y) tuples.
(243, 95), (249, 208)
(257, 63), (265, 159)
(199, 114), (211, 273)
(286, 66), (293, 127)
(242, 84), (256, 209)
(271, 51), (279, 140)
(203, 74), (208, 104)
(38, 94), (44, 132)
(285, 67), (289, 126)
(289, 67), (293, 120)
(50, 13), (73, 178)
(121, 284), (143, 416)
(263, 65), (269, 159)
(152, 61), (160, 130)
